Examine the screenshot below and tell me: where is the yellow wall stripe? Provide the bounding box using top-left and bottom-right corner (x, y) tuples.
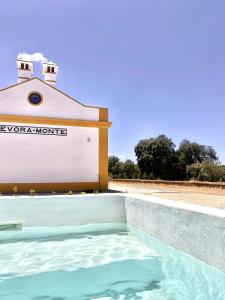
(0, 182), (100, 194)
(0, 114), (111, 128)
(99, 108), (109, 190)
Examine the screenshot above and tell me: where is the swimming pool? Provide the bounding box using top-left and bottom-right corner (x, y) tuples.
(0, 223), (225, 300)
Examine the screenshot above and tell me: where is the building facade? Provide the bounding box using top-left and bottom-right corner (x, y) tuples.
(0, 60), (111, 193)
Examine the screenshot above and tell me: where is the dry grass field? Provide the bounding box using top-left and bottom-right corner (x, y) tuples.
(109, 180), (225, 209)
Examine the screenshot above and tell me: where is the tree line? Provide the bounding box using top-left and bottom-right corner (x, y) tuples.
(109, 134), (225, 182)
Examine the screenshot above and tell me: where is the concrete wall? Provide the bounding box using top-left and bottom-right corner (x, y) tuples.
(0, 194), (125, 226)
(0, 122), (99, 183)
(125, 195), (225, 273)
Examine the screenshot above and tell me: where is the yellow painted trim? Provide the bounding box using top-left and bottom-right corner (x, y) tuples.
(0, 182), (100, 194)
(99, 127), (108, 190)
(0, 114), (111, 128)
(98, 107), (109, 190)
(99, 108), (108, 122)
(0, 77), (108, 110)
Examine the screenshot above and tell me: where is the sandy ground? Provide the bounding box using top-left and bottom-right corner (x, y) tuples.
(109, 181), (225, 209)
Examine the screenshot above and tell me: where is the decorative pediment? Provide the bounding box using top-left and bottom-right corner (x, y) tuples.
(0, 78), (100, 121)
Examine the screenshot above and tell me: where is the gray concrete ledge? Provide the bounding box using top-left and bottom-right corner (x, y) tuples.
(125, 194), (225, 273)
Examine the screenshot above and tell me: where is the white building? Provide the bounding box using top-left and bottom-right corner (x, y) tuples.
(0, 59), (111, 193)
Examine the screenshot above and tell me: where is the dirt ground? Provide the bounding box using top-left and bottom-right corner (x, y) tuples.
(109, 181), (225, 209)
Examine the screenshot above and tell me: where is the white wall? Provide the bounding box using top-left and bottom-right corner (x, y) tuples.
(0, 122), (99, 183)
(0, 194), (126, 226)
(0, 78), (99, 121)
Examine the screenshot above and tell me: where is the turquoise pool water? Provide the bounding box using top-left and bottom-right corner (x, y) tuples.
(0, 223), (225, 300)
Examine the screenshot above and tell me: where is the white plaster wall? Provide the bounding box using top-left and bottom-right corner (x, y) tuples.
(0, 194), (126, 226)
(18, 69), (32, 80)
(0, 78), (99, 121)
(0, 122), (99, 183)
(125, 195), (225, 273)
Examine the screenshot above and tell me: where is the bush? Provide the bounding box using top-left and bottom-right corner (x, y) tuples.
(186, 161), (225, 182)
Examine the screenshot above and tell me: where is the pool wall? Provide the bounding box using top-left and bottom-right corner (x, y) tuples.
(0, 194), (126, 226)
(0, 193), (225, 273)
(125, 194), (225, 273)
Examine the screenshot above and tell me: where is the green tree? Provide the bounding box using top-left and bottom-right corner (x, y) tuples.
(108, 156), (139, 179)
(121, 160), (140, 179)
(187, 161), (224, 182)
(108, 156), (121, 178)
(135, 134), (178, 180)
(220, 166), (225, 182)
(178, 139), (218, 165)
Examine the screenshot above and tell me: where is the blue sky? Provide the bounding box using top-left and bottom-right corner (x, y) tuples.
(1, 0), (225, 163)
